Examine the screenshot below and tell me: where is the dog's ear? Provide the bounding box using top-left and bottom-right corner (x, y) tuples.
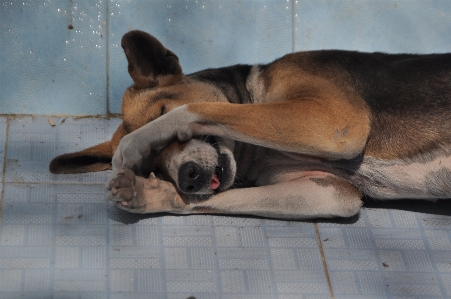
(49, 140), (113, 174)
(121, 30), (182, 89)
(49, 124), (127, 174)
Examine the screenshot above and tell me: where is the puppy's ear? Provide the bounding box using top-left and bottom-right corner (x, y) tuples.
(121, 30), (182, 89)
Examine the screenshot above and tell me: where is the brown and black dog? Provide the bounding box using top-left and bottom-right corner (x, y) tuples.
(50, 30), (451, 219)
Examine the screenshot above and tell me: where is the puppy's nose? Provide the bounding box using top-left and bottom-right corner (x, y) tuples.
(178, 162), (207, 193)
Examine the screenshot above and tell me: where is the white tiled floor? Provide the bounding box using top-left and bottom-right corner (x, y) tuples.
(0, 116), (450, 299)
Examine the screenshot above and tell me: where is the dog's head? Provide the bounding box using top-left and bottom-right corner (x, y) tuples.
(150, 136), (236, 195)
(49, 30), (229, 174)
(120, 30), (230, 133)
(119, 31), (237, 194)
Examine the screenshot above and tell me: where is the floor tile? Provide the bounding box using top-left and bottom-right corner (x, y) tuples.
(107, 0), (293, 113)
(318, 206), (451, 298)
(0, 181), (328, 298)
(0, 0), (107, 114)
(294, 0), (451, 53)
(107, 214), (327, 298)
(5, 116), (121, 183)
(1, 183), (109, 298)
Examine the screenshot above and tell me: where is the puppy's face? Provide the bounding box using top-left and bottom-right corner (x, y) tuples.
(151, 137), (236, 195)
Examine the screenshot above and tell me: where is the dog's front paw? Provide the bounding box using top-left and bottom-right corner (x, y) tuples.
(111, 135), (150, 175)
(108, 169), (144, 212)
(107, 169), (184, 214)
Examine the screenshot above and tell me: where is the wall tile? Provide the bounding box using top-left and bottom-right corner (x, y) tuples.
(107, 0), (293, 113)
(2, 1), (451, 115)
(0, 0), (107, 115)
(294, 0), (451, 53)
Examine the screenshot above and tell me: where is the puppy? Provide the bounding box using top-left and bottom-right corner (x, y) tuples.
(50, 30), (451, 219)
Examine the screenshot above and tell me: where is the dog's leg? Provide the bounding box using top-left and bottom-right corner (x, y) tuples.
(108, 170), (363, 219)
(112, 101), (370, 174)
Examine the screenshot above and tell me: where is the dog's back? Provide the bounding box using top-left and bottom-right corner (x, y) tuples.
(207, 51), (451, 200)
(343, 52), (451, 161)
(294, 52), (451, 199)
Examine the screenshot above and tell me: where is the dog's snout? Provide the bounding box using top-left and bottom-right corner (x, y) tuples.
(179, 162), (207, 193)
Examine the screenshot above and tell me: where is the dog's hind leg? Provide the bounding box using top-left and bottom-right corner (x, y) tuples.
(108, 170), (363, 219)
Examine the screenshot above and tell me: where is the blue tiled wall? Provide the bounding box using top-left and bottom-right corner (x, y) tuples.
(1, 0), (451, 115)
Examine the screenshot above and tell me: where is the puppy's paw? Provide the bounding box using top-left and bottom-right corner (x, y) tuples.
(107, 170), (184, 214)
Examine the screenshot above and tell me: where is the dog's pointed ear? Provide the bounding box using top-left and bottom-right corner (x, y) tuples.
(121, 30), (182, 89)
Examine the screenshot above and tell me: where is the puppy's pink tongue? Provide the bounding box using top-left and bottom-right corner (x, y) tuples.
(210, 174), (220, 190)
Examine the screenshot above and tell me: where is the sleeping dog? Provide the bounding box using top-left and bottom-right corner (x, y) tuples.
(50, 30), (451, 219)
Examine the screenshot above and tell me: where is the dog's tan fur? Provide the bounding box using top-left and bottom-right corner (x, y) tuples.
(50, 30), (451, 219)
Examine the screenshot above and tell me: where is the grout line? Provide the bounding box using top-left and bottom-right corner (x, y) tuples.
(291, 0), (295, 53)
(210, 218), (223, 294)
(156, 217), (168, 295)
(1, 117), (9, 184)
(0, 117), (10, 225)
(105, 3), (113, 283)
(4, 181), (109, 186)
(105, 0), (110, 115)
(314, 222), (335, 299)
(0, 113), (121, 119)
(261, 219), (278, 294)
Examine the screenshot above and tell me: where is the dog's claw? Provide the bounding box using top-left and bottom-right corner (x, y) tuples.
(146, 172), (160, 187)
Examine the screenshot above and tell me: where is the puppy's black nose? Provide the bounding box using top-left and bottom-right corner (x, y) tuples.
(178, 162), (206, 193)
